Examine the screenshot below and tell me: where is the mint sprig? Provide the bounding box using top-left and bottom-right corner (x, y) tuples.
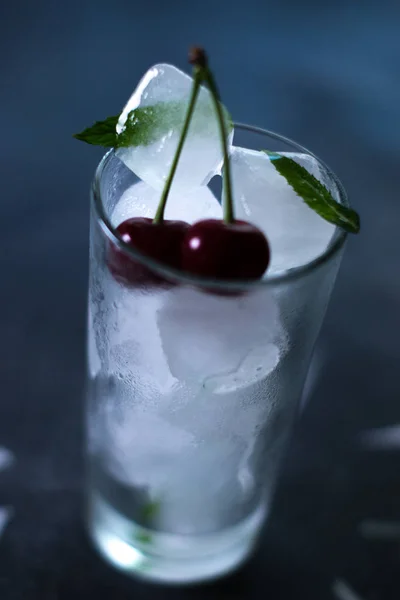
(74, 100), (232, 149)
(264, 151), (360, 234)
(140, 499), (161, 522)
(73, 115), (118, 147)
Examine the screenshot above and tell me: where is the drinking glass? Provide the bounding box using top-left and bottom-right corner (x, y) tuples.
(86, 124), (347, 583)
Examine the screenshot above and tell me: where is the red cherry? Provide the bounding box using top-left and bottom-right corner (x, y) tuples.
(182, 219), (270, 280)
(108, 217), (190, 286)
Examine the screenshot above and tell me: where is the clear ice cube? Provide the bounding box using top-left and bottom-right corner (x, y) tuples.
(226, 147), (336, 273)
(116, 64), (233, 194)
(108, 288), (176, 395)
(158, 286), (286, 391)
(105, 407), (195, 489)
(90, 263), (176, 398)
(111, 180), (222, 228)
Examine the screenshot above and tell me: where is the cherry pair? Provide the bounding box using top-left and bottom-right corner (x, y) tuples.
(109, 48), (270, 288)
(108, 216), (270, 286)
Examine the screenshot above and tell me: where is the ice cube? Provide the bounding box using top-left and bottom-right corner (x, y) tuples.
(157, 438), (248, 533)
(87, 302), (101, 379)
(227, 148), (336, 273)
(105, 407), (195, 489)
(204, 343), (281, 394)
(115, 64), (233, 194)
(89, 267), (176, 396)
(158, 286), (286, 389)
(108, 289), (177, 395)
(111, 180), (222, 228)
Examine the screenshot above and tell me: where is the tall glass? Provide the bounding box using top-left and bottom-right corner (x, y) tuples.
(86, 125), (347, 583)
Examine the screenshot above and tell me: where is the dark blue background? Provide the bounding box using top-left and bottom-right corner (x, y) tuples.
(0, 1), (399, 598)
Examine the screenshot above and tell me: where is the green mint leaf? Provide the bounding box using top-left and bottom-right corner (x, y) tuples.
(136, 531), (152, 545)
(74, 100), (233, 149)
(116, 100), (233, 149)
(140, 499), (161, 522)
(263, 151), (360, 234)
(73, 115), (119, 147)
(116, 103), (180, 148)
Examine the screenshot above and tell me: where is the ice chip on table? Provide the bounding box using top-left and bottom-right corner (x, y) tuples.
(360, 425), (400, 450)
(111, 180), (222, 228)
(0, 447), (14, 471)
(158, 286), (287, 390)
(0, 507), (12, 540)
(115, 64), (233, 194)
(227, 148), (336, 273)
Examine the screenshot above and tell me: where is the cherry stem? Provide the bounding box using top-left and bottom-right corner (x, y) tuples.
(153, 72), (201, 224)
(191, 49), (234, 223)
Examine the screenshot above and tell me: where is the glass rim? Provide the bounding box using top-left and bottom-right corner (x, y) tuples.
(91, 123), (348, 291)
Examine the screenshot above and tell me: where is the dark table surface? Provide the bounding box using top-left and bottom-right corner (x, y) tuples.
(0, 1), (399, 598)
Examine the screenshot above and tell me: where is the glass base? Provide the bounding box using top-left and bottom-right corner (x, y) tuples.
(87, 493), (265, 584)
